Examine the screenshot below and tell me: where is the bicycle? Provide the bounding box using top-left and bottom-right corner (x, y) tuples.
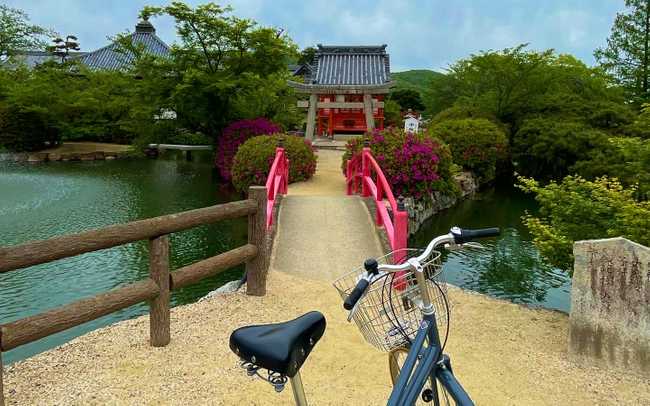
(229, 226), (500, 405)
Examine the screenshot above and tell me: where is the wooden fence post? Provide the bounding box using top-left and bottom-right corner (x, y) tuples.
(1, 346), (4, 406)
(149, 234), (170, 347)
(0, 348), (5, 406)
(246, 186), (268, 296)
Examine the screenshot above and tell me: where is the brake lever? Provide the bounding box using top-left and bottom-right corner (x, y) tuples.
(444, 242), (462, 251)
(444, 242), (485, 251)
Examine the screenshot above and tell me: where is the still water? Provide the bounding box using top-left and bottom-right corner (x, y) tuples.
(0, 153), (247, 364)
(410, 186), (571, 313)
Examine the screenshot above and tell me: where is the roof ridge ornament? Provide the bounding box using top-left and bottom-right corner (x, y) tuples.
(136, 16), (156, 34)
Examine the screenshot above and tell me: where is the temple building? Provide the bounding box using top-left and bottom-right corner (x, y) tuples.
(5, 17), (169, 71)
(289, 45), (393, 140)
(81, 18), (170, 70)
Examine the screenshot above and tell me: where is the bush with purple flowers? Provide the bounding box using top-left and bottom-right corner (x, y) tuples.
(342, 128), (456, 200)
(215, 118), (281, 180)
(231, 134), (317, 192)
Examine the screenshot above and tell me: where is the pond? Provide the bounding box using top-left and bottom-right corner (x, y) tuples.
(0, 152), (247, 364)
(410, 186), (571, 313)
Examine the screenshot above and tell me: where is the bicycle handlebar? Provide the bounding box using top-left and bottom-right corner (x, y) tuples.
(343, 278), (370, 310)
(341, 226), (500, 311)
(376, 226), (501, 273)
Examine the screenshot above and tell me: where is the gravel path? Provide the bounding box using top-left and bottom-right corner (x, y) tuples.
(4, 270), (649, 405)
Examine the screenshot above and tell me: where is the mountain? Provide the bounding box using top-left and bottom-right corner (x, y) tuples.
(390, 69), (444, 94)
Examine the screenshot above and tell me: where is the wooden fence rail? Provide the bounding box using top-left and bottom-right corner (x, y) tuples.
(0, 186), (269, 406)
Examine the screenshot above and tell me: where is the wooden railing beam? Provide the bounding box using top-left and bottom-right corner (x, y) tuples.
(0, 199), (257, 274)
(0, 279), (159, 351)
(170, 244), (258, 290)
(149, 235), (170, 347)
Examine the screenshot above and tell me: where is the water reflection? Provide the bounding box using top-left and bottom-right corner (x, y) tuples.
(0, 153), (246, 364)
(411, 187), (571, 312)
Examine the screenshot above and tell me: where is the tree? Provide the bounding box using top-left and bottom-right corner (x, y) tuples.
(595, 0), (650, 103)
(138, 2), (298, 136)
(298, 46), (316, 66)
(389, 89), (425, 112)
(49, 35), (81, 63)
(0, 5), (53, 59)
(518, 176), (650, 271)
(512, 118), (610, 181)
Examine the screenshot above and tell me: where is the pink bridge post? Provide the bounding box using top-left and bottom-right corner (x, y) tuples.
(265, 144), (289, 229)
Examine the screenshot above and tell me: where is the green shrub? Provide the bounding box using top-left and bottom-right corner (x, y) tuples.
(342, 128), (456, 199)
(518, 175), (650, 271)
(430, 118), (508, 184)
(0, 104), (60, 152)
(231, 134), (317, 192)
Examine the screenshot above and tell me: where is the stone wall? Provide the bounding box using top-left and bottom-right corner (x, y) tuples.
(0, 151), (127, 163)
(404, 171), (478, 236)
(569, 237), (650, 376)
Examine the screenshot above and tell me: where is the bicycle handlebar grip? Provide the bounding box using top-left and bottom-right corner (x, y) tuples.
(343, 278), (370, 310)
(452, 227), (501, 244)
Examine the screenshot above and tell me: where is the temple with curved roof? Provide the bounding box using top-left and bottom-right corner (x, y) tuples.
(289, 44), (394, 139)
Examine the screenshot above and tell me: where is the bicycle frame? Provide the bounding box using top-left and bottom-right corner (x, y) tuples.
(386, 260), (474, 406)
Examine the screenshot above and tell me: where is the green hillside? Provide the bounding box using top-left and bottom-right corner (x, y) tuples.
(391, 69), (444, 94)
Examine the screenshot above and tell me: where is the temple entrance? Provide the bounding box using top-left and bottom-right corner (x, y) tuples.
(289, 45), (393, 140)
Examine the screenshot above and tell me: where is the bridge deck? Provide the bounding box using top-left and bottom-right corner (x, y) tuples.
(270, 149), (383, 281)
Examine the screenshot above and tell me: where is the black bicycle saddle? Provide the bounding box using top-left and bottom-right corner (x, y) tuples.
(229, 311), (326, 377)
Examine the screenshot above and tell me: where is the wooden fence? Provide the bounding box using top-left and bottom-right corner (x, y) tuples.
(0, 186), (270, 406)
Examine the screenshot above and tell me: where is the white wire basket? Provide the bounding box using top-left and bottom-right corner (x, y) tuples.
(333, 248), (449, 352)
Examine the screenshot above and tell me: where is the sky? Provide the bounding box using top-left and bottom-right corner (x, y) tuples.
(8, 0), (626, 72)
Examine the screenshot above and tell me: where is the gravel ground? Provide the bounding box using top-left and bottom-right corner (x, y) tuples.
(3, 270), (649, 405)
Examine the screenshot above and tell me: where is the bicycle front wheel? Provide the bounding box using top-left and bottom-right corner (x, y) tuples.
(388, 347), (452, 405)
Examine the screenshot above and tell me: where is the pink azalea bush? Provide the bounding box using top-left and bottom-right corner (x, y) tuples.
(215, 118), (281, 180)
(231, 134), (317, 192)
(342, 128), (456, 200)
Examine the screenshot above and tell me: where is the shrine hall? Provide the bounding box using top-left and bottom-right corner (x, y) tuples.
(289, 45), (393, 140)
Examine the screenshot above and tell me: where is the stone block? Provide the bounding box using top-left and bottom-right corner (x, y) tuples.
(569, 237), (650, 376)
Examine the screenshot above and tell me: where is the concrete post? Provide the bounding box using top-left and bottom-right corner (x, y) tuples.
(363, 94), (375, 132)
(305, 93), (318, 141)
(569, 237), (650, 375)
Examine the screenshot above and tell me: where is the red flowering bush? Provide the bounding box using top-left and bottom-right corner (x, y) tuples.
(430, 118), (508, 184)
(231, 134), (317, 192)
(342, 128), (455, 200)
(215, 118), (281, 180)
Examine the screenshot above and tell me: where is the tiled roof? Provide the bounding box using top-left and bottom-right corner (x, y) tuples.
(81, 19), (170, 71)
(309, 45), (390, 86)
(4, 51), (87, 69)
(81, 31), (170, 71)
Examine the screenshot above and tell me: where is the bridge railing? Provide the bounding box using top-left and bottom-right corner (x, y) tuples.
(346, 145), (408, 261)
(0, 186), (270, 404)
(265, 146), (289, 229)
